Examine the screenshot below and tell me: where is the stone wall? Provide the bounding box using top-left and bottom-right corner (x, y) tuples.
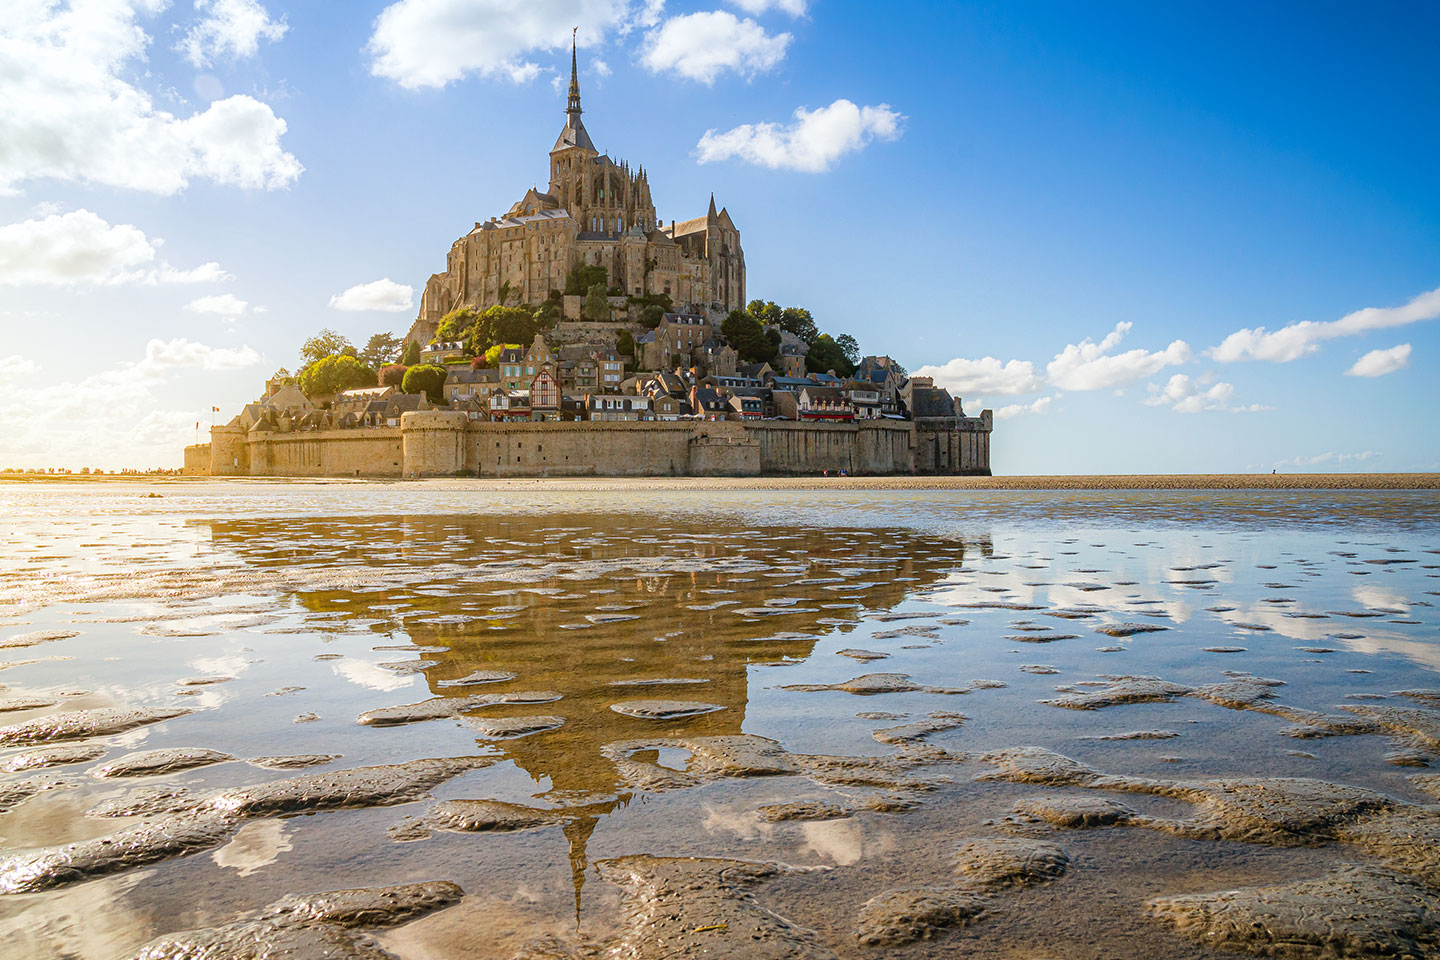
(203, 412), (993, 478)
(243, 429), (404, 478)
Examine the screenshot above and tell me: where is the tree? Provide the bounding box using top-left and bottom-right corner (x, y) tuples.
(401, 340), (422, 366)
(401, 364), (447, 403)
(583, 282), (610, 321)
(617, 331), (635, 356)
(836, 333), (860, 365)
(639, 304), (665, 329)
(777, 306), (819, 344)
(805, 334), (855, 377)
(298, 354), (376, 397)
(435, 308), (479, 344)
(721, 310), (778, 364)
(564, 264), (607, 296)
(269, 367), (296, 386)
(378, 364), (407, 387)
(486, 305), (538, 346)
(300, 329), (354, 366)
(361, 332), (402, 369)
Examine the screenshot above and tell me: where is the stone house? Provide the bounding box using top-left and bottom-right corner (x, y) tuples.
(587, 394), (651, 421)
(420, 341), (465, 364)
(690, 385), (727, 419)
(798, 386), (855, 422)
(443, 367), (500, 405)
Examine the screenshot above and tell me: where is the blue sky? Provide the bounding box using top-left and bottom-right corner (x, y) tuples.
(1, 0), (1436, 472)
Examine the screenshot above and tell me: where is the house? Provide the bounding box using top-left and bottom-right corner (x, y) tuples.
(798, 386), (855, 422)
(594, 350), (626, 391)
(641, 313), (710, 370)
(442, 367), (500, 404)
(776, 342), (807, 379)
(900, 376), (961, 425)
(530, 368), (561, 420)
(497, 346), (528, 390)
(736, 362), (775, 385)
(650, 394), (686, 420)
(490, 390), (532, 421)
(690, 385), (728, 419)
(727, 394), (763, 419)
(587, 394), (652, 421)
(420, 340), (466, 364)
(844, 380), (883, 419)
(772, 390), (800, 420)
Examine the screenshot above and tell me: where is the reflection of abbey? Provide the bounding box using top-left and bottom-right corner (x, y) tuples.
(406, 42), (744, 345)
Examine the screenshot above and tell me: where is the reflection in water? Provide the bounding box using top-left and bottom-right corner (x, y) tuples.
(206, 513), (985, 908)
(0, 490), (1436, 960)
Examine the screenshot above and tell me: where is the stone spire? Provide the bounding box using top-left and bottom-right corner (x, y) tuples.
(708, 193), (718, 218)
(567, 27), (582, 116)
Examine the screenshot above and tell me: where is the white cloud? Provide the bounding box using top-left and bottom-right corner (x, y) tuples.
(913, 356), (1043, 396)
(1046, 322), (1192, 391)
(139, 337), (261, 371)
(642, 11), (791, 84)
(368, 0), (640, 90)
(0, 356), (40, 378)
(1210, 285), (1440, 363)
(329, 278), (416, 313)
(1143, 374), (1268, 414)
(697, 99), (903, 172)
(1275, 450), (1380, 469)
(0, 0), (302, 195)
(592, 58), (612, 77)
(995, 395), (1054, 420)
(0, 338), (262, 469)
(728, 0), (808, 14)
(176, 0), (288, 68)
(0, 210), (232, 286)
(185, 293), (252, 317)
(1345, 343), (1411, 378)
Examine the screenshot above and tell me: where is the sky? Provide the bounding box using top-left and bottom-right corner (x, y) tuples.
(1, 0), (1437, 473)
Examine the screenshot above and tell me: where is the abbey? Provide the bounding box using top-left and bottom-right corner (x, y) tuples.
(406, 40), (745, 345)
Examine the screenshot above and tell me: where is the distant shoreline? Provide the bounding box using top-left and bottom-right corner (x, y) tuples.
(4, 473), (1439, 490)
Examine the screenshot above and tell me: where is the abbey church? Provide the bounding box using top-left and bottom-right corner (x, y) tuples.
(406, 40), (745, 344)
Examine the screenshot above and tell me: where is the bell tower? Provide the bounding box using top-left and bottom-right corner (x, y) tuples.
(549, 28), (597, 217)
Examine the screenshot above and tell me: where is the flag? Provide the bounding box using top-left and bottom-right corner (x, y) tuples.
(195, 422), (199, 430)
(212, 406), (220, 412)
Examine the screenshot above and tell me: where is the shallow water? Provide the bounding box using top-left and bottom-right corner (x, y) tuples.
(0, 483), (1437, 959)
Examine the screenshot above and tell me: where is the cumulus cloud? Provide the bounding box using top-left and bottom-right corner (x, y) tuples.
(994, 395), (1054, 420)
(913, 356), (1043, 397)
(0, 356), (40, 378)
(1345, 343), (1411, 378)
(1046, 322), (1192, 391)
(185, 293), (253, 317)
(0, 337), (262, 468)
(329, 278), (416, 313)
(642, 11), (791, 83)
(1210, 285), (1440, 363)
(0, 210), (231, 286)
(1143, 374), (1268, 414)
(0, 0), (302, 195)
(368, 0), (639, 90)
(697, 99), (903, 172)
(729, 0), (808, 14)
(176, 0), (288, 68)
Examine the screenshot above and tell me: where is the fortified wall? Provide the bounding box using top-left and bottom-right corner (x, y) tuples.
(184, 411), (993, 479)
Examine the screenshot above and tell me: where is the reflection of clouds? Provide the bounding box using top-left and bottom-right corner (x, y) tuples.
(331, 660), (415, 692)
(212, 819), (292, 877)
(701, 804), (774, 842)
(0, 870), (153, 958)
(1353, 586), (1409, 613)
(188, 655), (251, 677)
(801, 819), (865, 865)
(1210, 604), (1440, 672)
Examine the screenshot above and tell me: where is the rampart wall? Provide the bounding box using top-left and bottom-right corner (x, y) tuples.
(186, 412), (992, 478)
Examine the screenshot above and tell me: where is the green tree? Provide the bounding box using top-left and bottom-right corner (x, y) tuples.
(298, 354), (376, 397)
(401, 340), (422, 365)
(435, 308), (480, 344)
(617, 331), (635, 356)
(805, 334), (855, 377)
(300, 328), (354, 365)
(564, 264), (608, 296)
(639, 304), (665, 329)
(378, 363), (407, 387)
(360, 332), (402, 369)
(836, 333), (860, 365)
(721, 310), (778, 364)
(269, 367), (297, 386)
(401, 364), (447, 403)
(487, 305), (538, 345)
(583, 283), (610, 321)
(777, 306), (819, 344)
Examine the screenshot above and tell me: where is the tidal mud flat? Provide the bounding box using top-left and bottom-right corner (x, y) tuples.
(0, 483), (1437, 958)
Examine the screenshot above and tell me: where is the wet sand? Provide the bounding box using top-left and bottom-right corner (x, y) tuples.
(0, 486), (1436, 958)
(4, 472), (1439, 489)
